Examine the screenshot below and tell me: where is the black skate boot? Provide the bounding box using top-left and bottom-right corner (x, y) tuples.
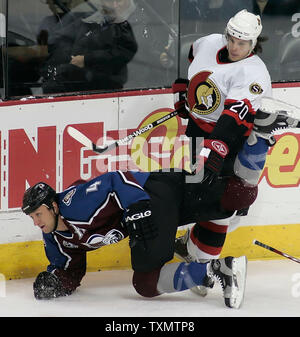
(174, 229), (214, 297)
(248, 98), (300, 146)
(208, 256), (247, 309)
(251, 109), (298, 145)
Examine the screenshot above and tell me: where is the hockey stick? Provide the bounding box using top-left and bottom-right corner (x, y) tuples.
(67, 109), (179, 154)
(253, 239), (300, 264)
(68, 97), (300, 155)
(261, 97), (300, 124)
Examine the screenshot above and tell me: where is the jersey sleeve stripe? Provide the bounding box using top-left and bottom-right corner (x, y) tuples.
(117, 171), (145, 191)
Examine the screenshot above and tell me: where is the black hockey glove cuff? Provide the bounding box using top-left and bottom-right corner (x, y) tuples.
(124, 200), (158, 250)
(172, 78), (190, 119)
(33, 271), (72, 300)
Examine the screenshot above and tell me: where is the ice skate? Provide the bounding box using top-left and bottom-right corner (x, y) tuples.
(208, 256), (247, 309)
(174, 229), (214, 297)
(249, 97), (300, 146)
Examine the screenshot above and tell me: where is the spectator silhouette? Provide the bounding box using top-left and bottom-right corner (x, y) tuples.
(41, 0), (137, 94)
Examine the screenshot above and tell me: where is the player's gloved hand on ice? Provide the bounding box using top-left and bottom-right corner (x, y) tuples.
(172, 78), (190, 119)
(124, 200), (158, 250)
(195, 139), (229, 186)
(33, 271), (71, 300)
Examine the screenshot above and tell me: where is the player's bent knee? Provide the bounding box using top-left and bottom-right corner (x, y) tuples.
(221, 176), (258, 211)
(132, 269), (161, 298)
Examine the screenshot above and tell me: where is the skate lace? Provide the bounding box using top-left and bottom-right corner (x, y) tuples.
(213, 274), (225, 291)
(210, 261), (226, 291)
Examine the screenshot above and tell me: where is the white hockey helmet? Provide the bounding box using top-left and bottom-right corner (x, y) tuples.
(226, 9), (262, 50)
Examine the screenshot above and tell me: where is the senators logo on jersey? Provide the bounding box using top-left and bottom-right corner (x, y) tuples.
(188, 71), (221, 115)
(249, 82), (263, 95)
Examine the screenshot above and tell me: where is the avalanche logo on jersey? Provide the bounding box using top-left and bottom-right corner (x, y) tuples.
(62, 188), (76, 206)
(188, 71), (221, 115)
(83, 229), (124, 249)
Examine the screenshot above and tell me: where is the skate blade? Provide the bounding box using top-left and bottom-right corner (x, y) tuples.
(190, 285), (208, 297)
(225, 256), (248, 309)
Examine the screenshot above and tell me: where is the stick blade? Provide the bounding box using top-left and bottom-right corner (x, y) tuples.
(67, 126), (94, 150)
(67, 126), (110, 154)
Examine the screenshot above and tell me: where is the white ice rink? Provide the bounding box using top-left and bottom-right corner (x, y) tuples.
(1, 259), (300, 318)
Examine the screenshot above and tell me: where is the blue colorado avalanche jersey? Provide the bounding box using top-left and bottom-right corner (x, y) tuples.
(43, 170), (150, 292)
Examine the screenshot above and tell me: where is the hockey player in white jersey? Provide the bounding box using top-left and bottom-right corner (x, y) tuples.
(173, 9), (300, 295)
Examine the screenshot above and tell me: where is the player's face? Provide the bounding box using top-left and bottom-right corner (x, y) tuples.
(29, 204), (56, 234)
(102, 0), (130, 17)
(227, 35), (252, 62)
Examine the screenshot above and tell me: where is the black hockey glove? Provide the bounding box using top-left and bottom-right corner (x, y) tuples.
(33, 271), (71, 300)
(124, 200), (158, 250)
(172, 78), (190, 119)
(195, 139), (229, 186)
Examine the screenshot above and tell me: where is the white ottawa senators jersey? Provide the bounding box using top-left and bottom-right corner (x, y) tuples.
(187, 34), (272, 124)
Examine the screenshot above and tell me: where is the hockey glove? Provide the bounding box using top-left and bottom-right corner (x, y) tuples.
(172, 78), (190, 119)
(124, 200), (158, 250)
(195, 139), (229, 186)
(33, 271), (71, 300)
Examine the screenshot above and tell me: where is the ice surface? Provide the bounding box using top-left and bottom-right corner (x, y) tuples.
(0, 259), (299, 317)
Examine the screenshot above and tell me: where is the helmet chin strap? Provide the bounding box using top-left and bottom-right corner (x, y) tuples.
(45, 203), (59, 232)
(52, 213), (59, 232)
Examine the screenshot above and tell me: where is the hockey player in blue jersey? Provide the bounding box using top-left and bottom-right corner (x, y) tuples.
(22, 169), (248, 309)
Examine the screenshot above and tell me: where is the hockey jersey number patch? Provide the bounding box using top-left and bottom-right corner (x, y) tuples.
(228, 100), (249, 120)
(223, 98), (256, 132)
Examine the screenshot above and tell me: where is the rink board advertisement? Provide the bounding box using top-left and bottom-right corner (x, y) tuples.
(0, 88), (300, 279)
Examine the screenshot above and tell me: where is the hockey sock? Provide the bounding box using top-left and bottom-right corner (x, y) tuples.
(156, 261), (208, 294)
(188, 221), (228, 260)
(174, 262), (208, 291)
(234, 136), (269, 185)
(238, 137), (269, 171)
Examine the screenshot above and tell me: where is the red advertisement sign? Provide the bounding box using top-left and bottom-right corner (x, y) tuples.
(3, 109), (300, 211)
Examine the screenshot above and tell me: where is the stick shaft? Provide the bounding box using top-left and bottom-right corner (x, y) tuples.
(116, 110), (178, 146)
(254, 240), (300, 264)
(68, 110), (178, 154)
